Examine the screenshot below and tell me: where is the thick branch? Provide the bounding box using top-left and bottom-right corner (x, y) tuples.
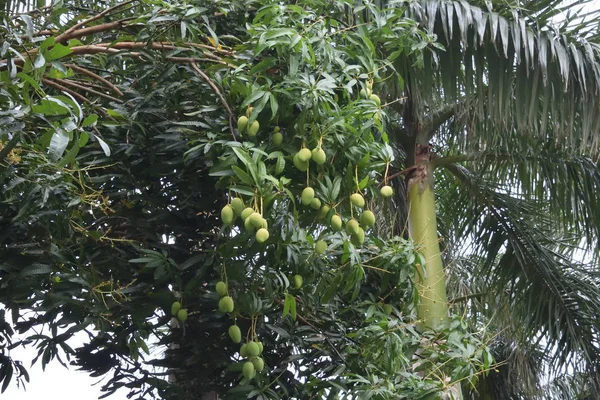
(55, 0), (139, 43)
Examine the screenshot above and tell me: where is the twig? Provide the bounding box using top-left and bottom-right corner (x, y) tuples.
(41, 78), (91, 104)
(65, 64), (124, 96)
(55, 0), (139, 43)
(52, 78), (123, 103)
(190, 62), (236, 141)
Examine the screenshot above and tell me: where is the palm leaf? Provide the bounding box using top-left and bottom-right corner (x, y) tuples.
(394, 0), (600, 157)
(437, 163), (600, 393)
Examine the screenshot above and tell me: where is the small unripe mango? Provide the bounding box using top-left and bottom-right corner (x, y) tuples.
(237, 116), (248, 133)
(251, 356), (265, 372)
(350, 193), (365, 208)
(177, 308), (188, 322)
(311, 148), (326, 165)
(221, 205), (234, 225)
(301, 187), (315, 206)
(256, 228), (269, 243)
(293, 153), (309, 171)
(241, 207), (254, 220)
(330, 214), (342, 231)
(317, 204), (330, 219)
(243, 361), (255, 379)
(297, 148), (312, 162)
(257, 342), (263, 355)
(228, 325), (242, 343)
(369, 94), (381, 106)
(383, 304), (393, 315)
(380, 185), (393, 198)
(240, 343), (249, 357)
(293, 274), (303, 289)
(352, 227), (365, 246)
(247, 120), (260, 137)
(215, 281), (227, 296)
(246, 341), (260, 357)
(219, 296), (234, 313)
(359, 88), (369, 99)
(346, 218), (360, 235)
(249, 212), (263, 229)
(310, 198), (321, 210)
(171, 301), (181, 316)
(230, 198), (244, 216)
(244, 217), (255, 231)
(360, 210), (376, 227)
(272, 132), (283, 146)
(315, 240), (327, 255)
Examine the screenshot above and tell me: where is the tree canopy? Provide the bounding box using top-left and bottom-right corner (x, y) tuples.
(1, 0), (600, 399)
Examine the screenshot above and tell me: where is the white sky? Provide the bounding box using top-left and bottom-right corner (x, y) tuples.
(4, 0), (600, 399)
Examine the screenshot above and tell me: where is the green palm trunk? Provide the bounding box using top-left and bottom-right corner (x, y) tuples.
(407, 164), (448, 329)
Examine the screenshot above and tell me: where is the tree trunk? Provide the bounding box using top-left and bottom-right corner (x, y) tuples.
(407, 153), (448, 328)
(407, 144), (462, 399)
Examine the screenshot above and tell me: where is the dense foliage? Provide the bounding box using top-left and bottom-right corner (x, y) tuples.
(0, 1), (493, 399)
(3, 0), (600, 399)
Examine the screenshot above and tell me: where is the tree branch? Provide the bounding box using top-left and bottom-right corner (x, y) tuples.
(190, 62), (237, 141)
(41, 78), (91, 104)
(65, 64), (124, 96)
(51, 78), (123, 103)
(55, 0), (139, 43)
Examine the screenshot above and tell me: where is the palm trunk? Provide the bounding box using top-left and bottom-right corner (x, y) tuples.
(407, 163), (448, 329)
(406, 146), (462, 399)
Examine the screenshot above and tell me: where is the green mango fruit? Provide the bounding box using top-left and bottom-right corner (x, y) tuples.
(241, 207), (254, 220)
(330, 214), (342, 231)
(297, 148), (312, 162)
(237, 116), (248, 133)
(251, 357), (264, 372)
(256, 228), (269, 243)
(380, 185), (393, 198)
(310, 197), (321, 210)
(215, 281), (227, 297)
(171, 301), (181, 316)
(360, 210), (376, 227)
(311, 147), (326, 165)
(228, 325), (242, 343)
(350, 193), (365, 208)
(315, 240), (327, 255)
(346, 218), (360, 235)
(301, 187), (315, 205)
(242, 361), (255, 379)
(246, 341), (260, 357)
(247, 120), (260, 137)
(176, 308), (188, 322)
(219, 296), (234, 313)
(221, 205), (234, 225)
(293, 274), (303, 289)
(230, 198), (244, 216)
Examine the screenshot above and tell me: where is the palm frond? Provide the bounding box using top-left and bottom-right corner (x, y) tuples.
(395, 0), (600, 157)
(437, 163), (600, 393)
(433, 145), (600, 256)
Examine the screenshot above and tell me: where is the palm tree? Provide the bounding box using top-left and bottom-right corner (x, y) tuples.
(382, 0), (600, 397)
